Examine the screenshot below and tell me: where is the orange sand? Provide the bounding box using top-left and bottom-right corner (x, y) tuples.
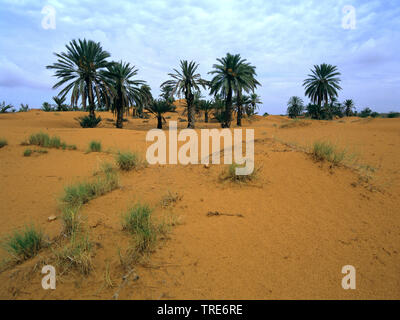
(0, 109), (399, 299)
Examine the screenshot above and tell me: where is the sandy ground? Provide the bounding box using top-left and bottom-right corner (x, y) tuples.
(0, 109), (399, 299)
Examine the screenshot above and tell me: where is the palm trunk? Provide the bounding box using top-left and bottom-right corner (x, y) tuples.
(116, 90), (123, 129)
(223, 85), (233, 128)
(157, 114), (162, 129)
(86, 79), (95, 118)
(205, 111), (208, 123)
(116, 106), (123, 128)
(236, 91), (242, 127)
(187, 92), (195, 129)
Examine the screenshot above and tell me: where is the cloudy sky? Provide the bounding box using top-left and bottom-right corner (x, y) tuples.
(0, 0), (399, 114)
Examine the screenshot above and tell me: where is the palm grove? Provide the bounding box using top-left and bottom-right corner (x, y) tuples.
(46, 39), (263, 129)
(46, 38), (367, 128)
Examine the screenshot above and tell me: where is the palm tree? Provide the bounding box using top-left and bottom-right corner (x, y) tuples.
(46, 39), (112, 118)
(146, 99), (175, 129)
(53, 96), (68, 111)
(162, 60), (207, 129)
(247, 93), (262, 116)
(102, 61), (146, 128)
(287, 96), (304, 118)
(134, 84), (153, 118)
(160, 84), (174, 102)
(343, 99), (355, 117)
(303, 63), (342, 120)
(209, 53), (260, 128)
(198, 100), (214, 123)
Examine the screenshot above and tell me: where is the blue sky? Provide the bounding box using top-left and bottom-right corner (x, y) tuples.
(0, 0), (399, 114)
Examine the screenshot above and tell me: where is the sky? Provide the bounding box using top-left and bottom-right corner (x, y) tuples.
(0, 0), (399, 114)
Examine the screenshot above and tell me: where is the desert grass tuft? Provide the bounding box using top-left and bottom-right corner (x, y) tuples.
(219, 163), (260, 183)
(61, 171), (119, 207)
(0, 138), (7, 148)
(121, 203), (157, 260)
(311, 141), (346, 166)
(24, 132), (76, 150)
(2, 225), (44, 262)
(116, 151), (146, 171)
(87, 140), (102, 153)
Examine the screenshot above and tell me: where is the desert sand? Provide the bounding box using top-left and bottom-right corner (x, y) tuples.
(0, 108), (399, 299)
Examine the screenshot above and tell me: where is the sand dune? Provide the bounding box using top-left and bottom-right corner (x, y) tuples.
(0, 110), (399, 299)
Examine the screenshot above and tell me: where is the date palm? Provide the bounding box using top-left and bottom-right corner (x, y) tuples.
(46, 39), (112, 118)
(247, 93), (262, 116)
(53, 96), (68, 111)
(134, 84), (153, 118)
(343, 99), (355, 117)
(303, 63), (341, 119)
(198, 100), (213, 123)
(162, 60), (207, 129)
(146, 99), (175, 129)
(287, 96), (304, 118)
(209, 53), (260, 128)
(102, 61), (146, 128)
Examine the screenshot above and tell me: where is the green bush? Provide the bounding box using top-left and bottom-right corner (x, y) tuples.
(78, 115), (102, 128)
(23, 149), (32, 157)
(2, 226), (44, 261)
(0, 138), (7, 148)
(87, 140), (101, 152)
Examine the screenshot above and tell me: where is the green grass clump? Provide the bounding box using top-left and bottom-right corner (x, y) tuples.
(26, 132), (68, 149)
(23, 149), (32, 157)
(219, 163), (259, 183)
(87, 140), (102, 152)
(2, 226), (44, 261)
(311, 141), (346, 166)
(61, 171), (119, 207)
(122, 203), (157, 257)
(0, 138), (7, 148)
(28, 132), (51, 146)
(116, 151), (144, 171)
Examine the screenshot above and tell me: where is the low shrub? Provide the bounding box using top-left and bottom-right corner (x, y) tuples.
(0, 138), (8, 148)
(78, 115), (102, 128)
